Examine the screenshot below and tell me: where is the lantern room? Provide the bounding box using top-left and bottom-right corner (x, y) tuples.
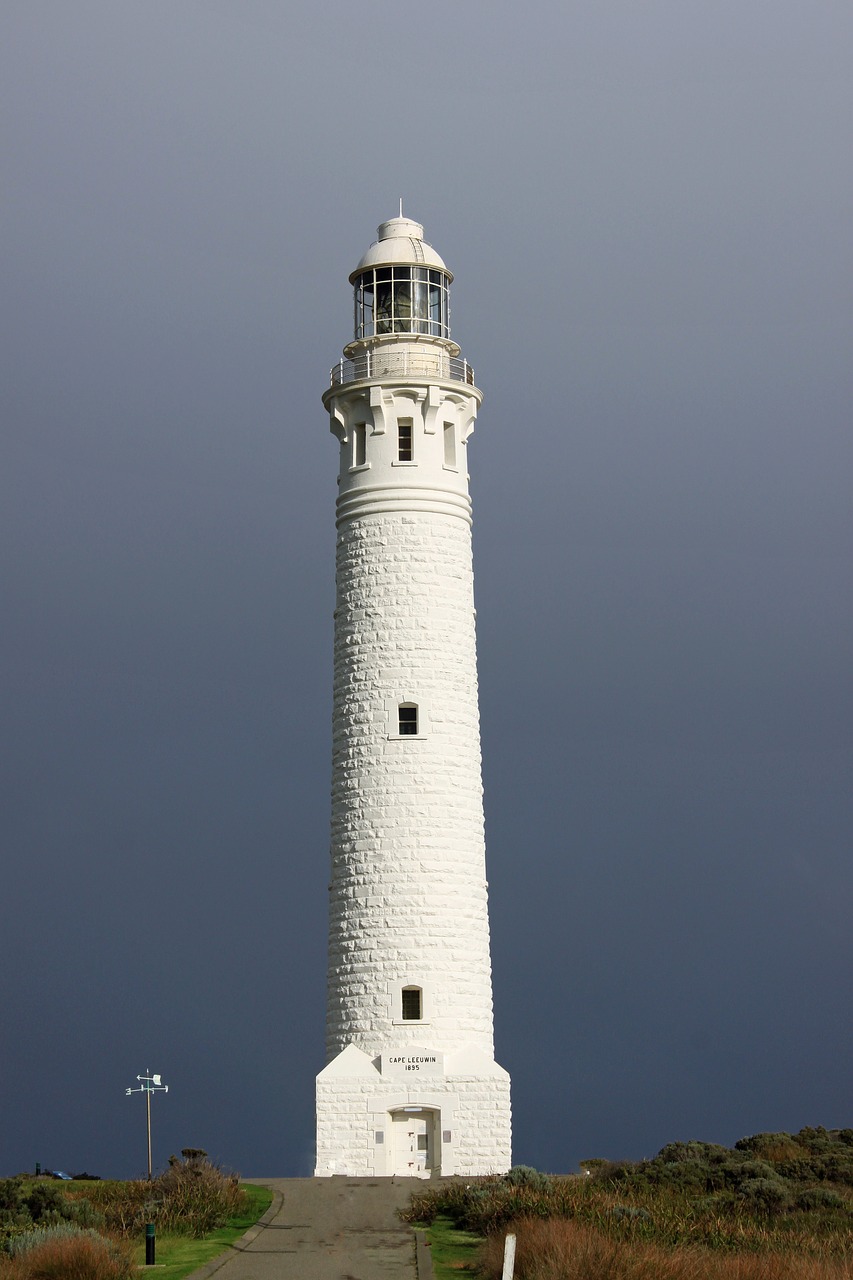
(349, 217), (453, 342)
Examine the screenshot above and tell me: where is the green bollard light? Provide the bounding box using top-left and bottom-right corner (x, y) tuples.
(145, 1223), (155, 1266)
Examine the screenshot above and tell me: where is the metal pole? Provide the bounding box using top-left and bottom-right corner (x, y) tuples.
(126, 1071), (168, 1181)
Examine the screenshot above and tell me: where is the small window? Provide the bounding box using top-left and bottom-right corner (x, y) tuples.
(398, 704), (418, 735)
(353, 423), (366, 468)
(397, 418), (413, 462)
(402, 987), (422, 1020)
(443, 422), (456, 468)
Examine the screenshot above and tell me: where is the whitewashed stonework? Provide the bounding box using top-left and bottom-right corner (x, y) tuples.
(316, 217), (511, 1178)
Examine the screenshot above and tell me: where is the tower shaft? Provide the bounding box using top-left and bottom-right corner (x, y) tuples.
(315, 218), (510, 1178)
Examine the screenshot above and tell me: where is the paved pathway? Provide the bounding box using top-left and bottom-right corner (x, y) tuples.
(189, 1177), (426, 1280)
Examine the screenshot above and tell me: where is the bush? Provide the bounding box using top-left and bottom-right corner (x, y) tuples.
(609, 1204), (653, 1223)
(0, 1179), (78, 1252)
(0, 1233), (134, 1279)
(154, 1152), (245, 1236)
(55, 1156), (247, 1239)
(504, 1167), (552, 1191)
(7, 1224), (104, 1258)
(738, 1178), (791, 1212)
(795, 1188), (845, 1211)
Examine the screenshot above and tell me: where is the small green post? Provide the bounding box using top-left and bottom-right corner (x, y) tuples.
(145, 1222), (155, 1266)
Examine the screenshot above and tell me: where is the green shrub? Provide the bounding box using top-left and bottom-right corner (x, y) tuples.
(0, 1179), (79, 1251)
(7, 1223), (105, 1258)
(737, 1177), (791, 1211)
(609, 1204), (653, 1223)
(21, 1186), (66, 1225)
(658, 1141), (731, 1165)
(504, 1166), (552, 1191)
(722, 1159), (782, 1188)
(588, 1160), (635, 1183)
(795, 1187), (845, 1211)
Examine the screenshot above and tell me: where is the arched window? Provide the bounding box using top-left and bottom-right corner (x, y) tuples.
(402, 987), (422, 1020)
(398, 704), (418, 735)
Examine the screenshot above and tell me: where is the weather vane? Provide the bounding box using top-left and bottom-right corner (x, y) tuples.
(125, 1070), (169, 1180)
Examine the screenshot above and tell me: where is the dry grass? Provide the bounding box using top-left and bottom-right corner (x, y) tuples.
(62, 1156), (246, 1237)
(406, 1176), (852, 1256)
(0, 1233), (135, 1280)
(478, 1218), (853, 1280)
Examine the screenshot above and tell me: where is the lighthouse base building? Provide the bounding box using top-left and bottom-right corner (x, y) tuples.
(315, 216), (511, 1178)
(316, 1046), (511, 1178)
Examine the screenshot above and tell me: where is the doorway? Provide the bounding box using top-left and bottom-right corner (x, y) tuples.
(390, 1108), (438, 1177)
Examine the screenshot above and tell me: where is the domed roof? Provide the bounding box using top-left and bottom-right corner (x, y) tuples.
(350, 217), (452, 281)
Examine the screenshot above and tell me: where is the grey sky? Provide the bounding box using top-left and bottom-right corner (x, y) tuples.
(1, 0), (850, 1177)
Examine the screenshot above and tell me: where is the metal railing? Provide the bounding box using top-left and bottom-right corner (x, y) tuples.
(330, 351), (475, 388)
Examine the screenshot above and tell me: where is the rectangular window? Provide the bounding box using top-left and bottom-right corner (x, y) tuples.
(443, 422), (456, 468)
(353, 423), (366, 468)
(398, 704), (418, 735)
(397, 419), (413, 462)
(402, 987), (422, 1019)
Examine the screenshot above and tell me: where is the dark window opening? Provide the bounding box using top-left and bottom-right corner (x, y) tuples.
(398, 419), (413, 462)
(402, 987), (422, 1020)
(398, 704), (418, 735)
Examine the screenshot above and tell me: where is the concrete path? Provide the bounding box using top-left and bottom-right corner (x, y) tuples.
(188, 1177), (428, 1280)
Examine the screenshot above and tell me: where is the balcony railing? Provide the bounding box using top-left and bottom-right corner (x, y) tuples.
(330, 350), (475, 388)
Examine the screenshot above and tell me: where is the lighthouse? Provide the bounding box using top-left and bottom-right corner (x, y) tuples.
(315, 216), (511, 1178)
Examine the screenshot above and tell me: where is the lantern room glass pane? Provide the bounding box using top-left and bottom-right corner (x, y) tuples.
(353, 268), (451, 339)
(375, 278), (393, 333)
(412, 269), (429, 333)
(395, 272), (412, 331)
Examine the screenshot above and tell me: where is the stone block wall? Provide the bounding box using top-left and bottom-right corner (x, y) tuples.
(327, 510), (495, 1060)
(316, 1051), (511, 1177)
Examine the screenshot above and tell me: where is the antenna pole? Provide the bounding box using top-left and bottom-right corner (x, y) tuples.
(146, 1087), (152, 1179)
(125, 1071), (169, 1180)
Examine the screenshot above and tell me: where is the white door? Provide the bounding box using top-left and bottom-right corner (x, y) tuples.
(391, 1110), (436, 1177)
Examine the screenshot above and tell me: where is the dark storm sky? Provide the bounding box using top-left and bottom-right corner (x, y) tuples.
(1, 1), (850, 1178)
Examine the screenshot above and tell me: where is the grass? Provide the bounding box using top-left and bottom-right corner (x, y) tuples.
(477, 1219), (853, 1280)
(129, 1184), (273, 1279)
(422, 1215), (482, 1277)
(404, 1131), (853, 1278)
(407, 1178), (853, 1259)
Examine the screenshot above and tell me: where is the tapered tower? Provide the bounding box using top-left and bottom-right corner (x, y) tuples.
(315, 216), (511, 1177)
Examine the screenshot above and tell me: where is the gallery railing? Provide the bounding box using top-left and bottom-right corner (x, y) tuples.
(330, 351), (475, 388)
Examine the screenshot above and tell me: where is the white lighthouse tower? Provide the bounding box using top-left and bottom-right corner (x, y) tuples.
(315, 215), (511, 1178)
